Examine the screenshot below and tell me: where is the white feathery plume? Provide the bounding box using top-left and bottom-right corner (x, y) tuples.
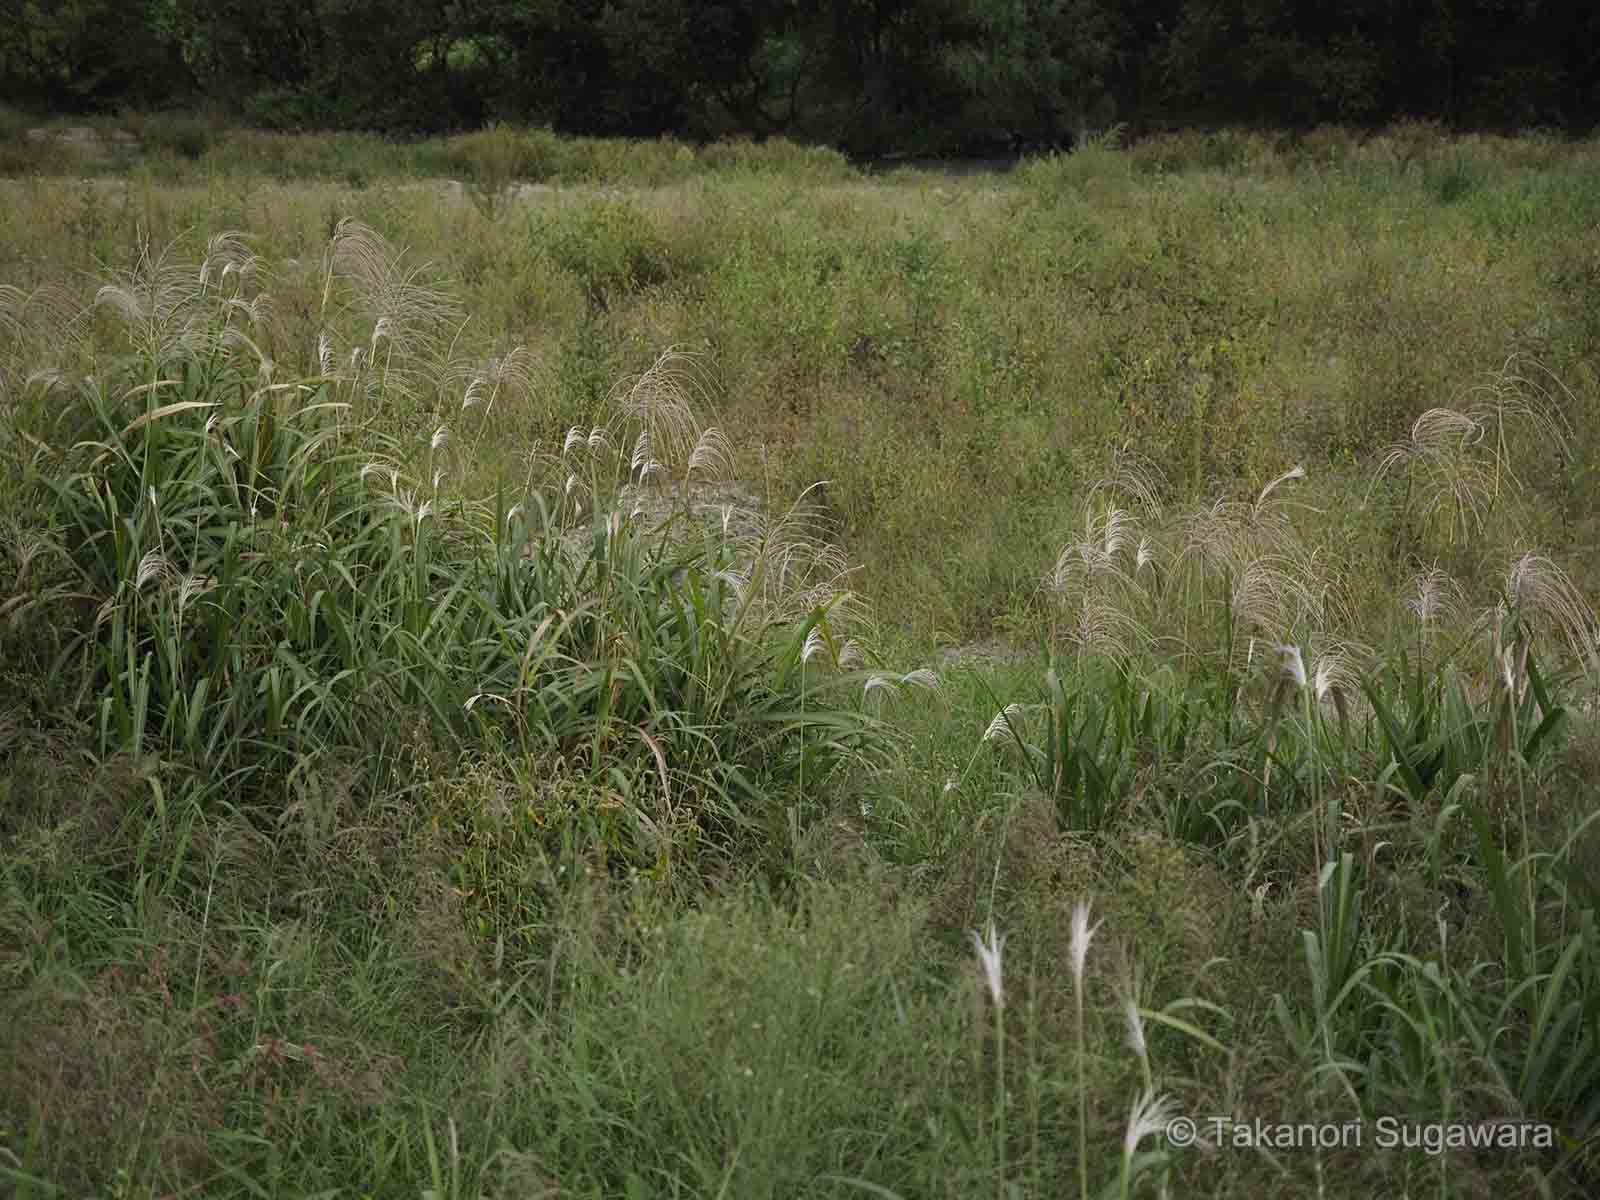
(802, 625), (827, 663)
(135, 549), (175, 590)
(1069, 899), (1101, 994)
(971, 920), (1007, 1010)
(984, 703), (1025, 743)
(1123, 1089), (1179, 1162)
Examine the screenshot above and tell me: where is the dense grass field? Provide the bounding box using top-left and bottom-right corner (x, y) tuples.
(2, 119), (1599, 1198)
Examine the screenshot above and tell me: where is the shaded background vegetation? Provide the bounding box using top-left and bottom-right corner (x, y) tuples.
(3, 0), (1598, 152)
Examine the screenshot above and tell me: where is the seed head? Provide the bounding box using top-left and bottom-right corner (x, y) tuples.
(802, 625), (826, 664)
(1069, 898), (1101, 993)
(135, 549), (175, 590)
(971, 920), (1007, 1009)
(1277, 644), (1307, 690)
(984, 703), (1025, 744)
(863, 672), (899, 702)
(1123, 1089), (1179, 1162)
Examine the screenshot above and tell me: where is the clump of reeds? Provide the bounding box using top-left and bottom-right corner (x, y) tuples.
(6, 221), (881, 880)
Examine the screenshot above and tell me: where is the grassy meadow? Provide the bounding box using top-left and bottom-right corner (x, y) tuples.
(2, 119), (1600, 1197)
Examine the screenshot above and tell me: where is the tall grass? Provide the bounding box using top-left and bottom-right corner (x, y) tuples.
(3, 126), (1599, 1198)
(5, 224), (881, 884)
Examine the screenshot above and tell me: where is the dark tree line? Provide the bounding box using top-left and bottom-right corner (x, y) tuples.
(3, 0), (1596, 151)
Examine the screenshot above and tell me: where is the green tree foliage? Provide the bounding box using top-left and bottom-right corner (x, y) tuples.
(1156, 0), (1600, 129)
(463, 0), (766, 135)
(0, 0), (190, 107)
(2, 0), (1594, 144)
(174, 0), (474, 128)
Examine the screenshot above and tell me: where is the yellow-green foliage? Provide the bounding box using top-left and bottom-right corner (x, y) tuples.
(7, 122), (1594, 635)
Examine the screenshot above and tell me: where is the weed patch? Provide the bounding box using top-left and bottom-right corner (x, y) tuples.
(2, 125), (1599, 1198)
